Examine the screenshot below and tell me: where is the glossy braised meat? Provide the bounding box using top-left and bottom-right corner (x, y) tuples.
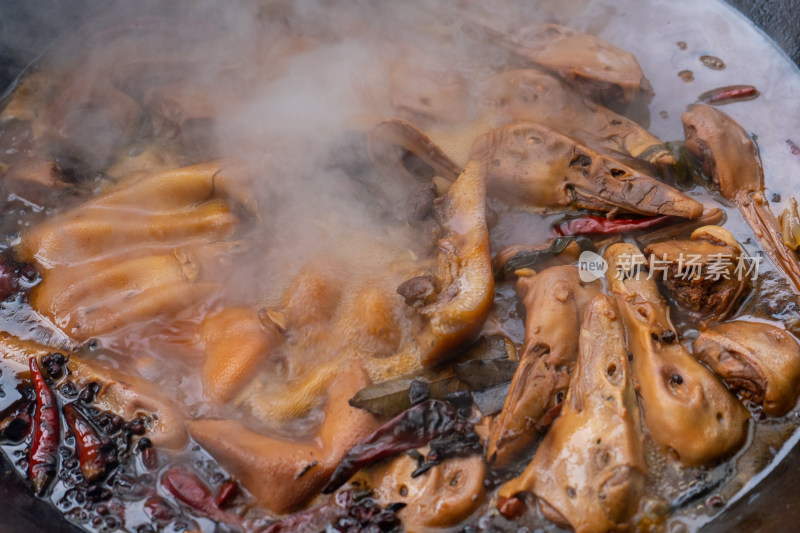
(185, 160), (492, 512)
(367, 454), (485, 530)
(484, 69), (669, 165)
(693, 320), (800, 416)
(470, 21), (654, 108)
(644, 225), (748, 324)
(367, 118), (462, 185)
(682, 104), (800, 294)
(469, 122), (703, 217)
(1, 4), (798, 531)
(400, 160), (495, 367)
(17, 162), (252, 341)
(200, 307), (285, 404)
(188, 361), (379, 515)
(605, 242), (749, 465)
(499, 294), (645, 533)
(487, 265), (601, 468)
(376, 67), (671, 173)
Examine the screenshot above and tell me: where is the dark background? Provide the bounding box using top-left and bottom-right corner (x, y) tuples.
(0, 1), (798, 532)
(726, 0), (800, 66)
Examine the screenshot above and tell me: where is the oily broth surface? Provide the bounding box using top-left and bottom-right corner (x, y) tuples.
(0, 0), (799, 531)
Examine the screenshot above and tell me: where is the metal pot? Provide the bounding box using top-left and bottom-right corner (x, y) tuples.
(0, 1), (797, 532)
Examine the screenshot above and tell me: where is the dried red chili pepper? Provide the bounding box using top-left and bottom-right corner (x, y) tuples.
(553, 214), (672, 236)
(497, 495), (526, 519)
(141, 446), (159, 470)
(162, 466), (241, 524)
(533, 401), (564, 433)
(323, 399), (460, 494)
(215, 479), (239, 509)
(144, 495), (176, 522)
(698, 85), (759, 105)
(28, 357), (60, 495)
(63, 403), (107, 482)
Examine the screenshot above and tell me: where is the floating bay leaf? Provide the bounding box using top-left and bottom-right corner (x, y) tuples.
(498, 236), (593, 280)
(453, 358), (518, 391)
(348, 372), (462, 418)
(349, 335), (519, 418)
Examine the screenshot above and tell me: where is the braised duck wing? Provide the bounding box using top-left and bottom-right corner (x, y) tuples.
(469, 122), (703, 217)
(368, 118), (462, 185)
(694, 320), (800, 416)
(498, 294), (645, 533)
(605, 243), (749, 465)
(487, 265), (601, 468)
(682, 104), (800, 293)
(484, 69), (669, 165)
(400, 160), (494, 367)
(644, 225), (748, 325)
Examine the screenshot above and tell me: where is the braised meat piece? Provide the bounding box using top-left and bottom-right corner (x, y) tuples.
(470, 122), (703, 218)
(694, 320), (800, 416)
(644, 225), (748, 324)
(682, 104), (800, 293)
(399, 160), (494, 367)
(484, 69), (668, 165)
(17, 162), (251, 341)
(487, 265), (601, 468)
(499, 294), (645, 533)
(473, 21), (653, 108)
(605, 242), (749, 465)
